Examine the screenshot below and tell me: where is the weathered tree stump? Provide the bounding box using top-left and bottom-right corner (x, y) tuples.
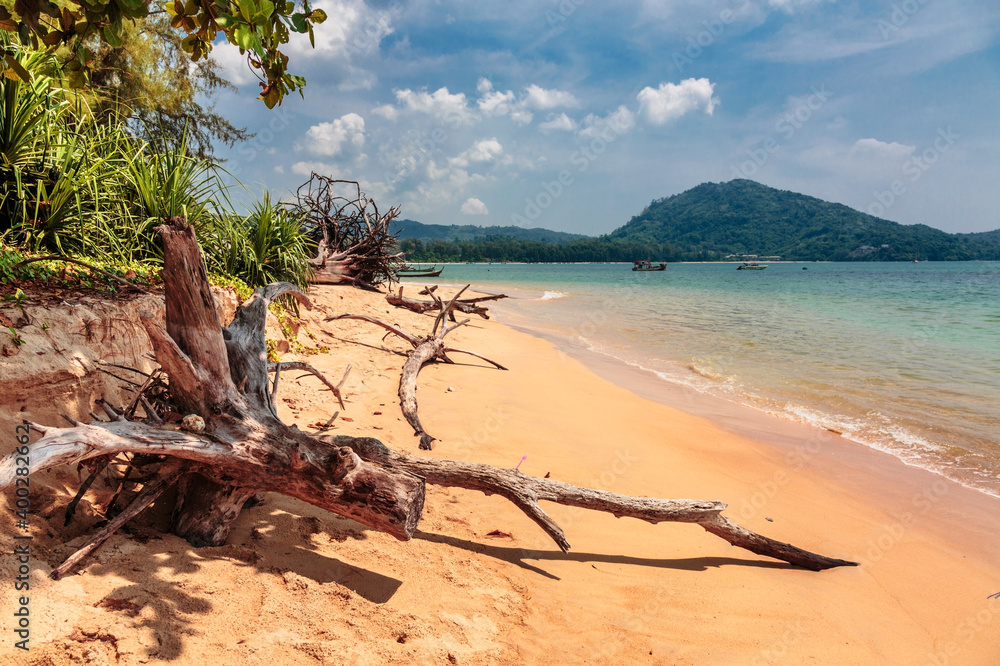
(1, 218), (424, 575)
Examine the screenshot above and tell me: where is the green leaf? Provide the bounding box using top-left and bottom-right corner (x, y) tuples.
(119, 0), (147, 15)
(289, 12), (306, 32)
(233, 24), (252, 50)
(239, 0), (256, 21)
(308, 7), (325, 23)
(102, 22), (124, 48)
(213, 11), (236, 27)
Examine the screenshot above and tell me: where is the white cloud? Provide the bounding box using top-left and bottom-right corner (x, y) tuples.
(426, 160), (449, 181)
(449, 138), (504, 168)
(378, 80), (580, 129)
(291, 161), (340, 177)
(637, 78), (718, 125)
(852, 138), (916, 158)
(579, 106), (635, 139)
(286, 0), (394, 59)
(479, 88), (517, 116)
(539, 113), (577, 132)
(460, 197), (489, 215)
(466, 138), (504, 162)
(372, 104), (399, 121)
(395, 87), (478, 125)
(522, 84), (580, 110)
(473, 79), (578, 125)
(300, 113), (366, 156)
(510, 109), (535, 126)
(209, 42), (253, 86)
(401, 170), (488, 215)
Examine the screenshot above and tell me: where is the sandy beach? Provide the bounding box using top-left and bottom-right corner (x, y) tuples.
(2, 283), (999, 665)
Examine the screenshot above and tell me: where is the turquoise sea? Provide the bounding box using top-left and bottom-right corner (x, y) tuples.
(418, 262), (1000, 498)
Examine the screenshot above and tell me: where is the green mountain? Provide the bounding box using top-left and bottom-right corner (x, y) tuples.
(608, 180), (999, 261)
(391, 219), (586, 244)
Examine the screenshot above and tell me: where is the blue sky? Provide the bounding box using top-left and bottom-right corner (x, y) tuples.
(209, 0), (1000, 235)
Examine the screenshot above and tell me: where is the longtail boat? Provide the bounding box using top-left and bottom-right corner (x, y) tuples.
(396, 265), (444, 278)
(632, 260), (667, 271)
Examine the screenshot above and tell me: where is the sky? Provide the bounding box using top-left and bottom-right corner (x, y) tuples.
(208, 0), (1000, 236)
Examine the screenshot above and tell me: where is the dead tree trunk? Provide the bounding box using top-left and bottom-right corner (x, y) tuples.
(327, 287), (507, 450)
(1, 218), (424, 574)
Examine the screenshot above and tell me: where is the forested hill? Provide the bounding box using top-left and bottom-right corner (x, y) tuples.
(391, 219), (586, 244)
(609, 180), (998, 261)
(397, 180), (1000, 263)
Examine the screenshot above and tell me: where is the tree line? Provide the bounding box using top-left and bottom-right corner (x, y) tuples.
(397, 236), (699, 263)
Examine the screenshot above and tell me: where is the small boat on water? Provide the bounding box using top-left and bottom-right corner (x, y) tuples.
(396, 265), (444, 278)
(632, 260), (667, 271)
(736, 262), (767, 270)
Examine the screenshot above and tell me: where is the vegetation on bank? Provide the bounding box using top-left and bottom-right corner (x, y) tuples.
(392, 219), (587, 245)
(0, 43), (312, 296)
(398, 236), (688, 263)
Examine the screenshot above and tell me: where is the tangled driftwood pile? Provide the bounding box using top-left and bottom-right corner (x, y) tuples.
(296, 174), (405, 289)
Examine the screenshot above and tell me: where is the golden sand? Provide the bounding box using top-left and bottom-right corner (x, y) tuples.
(1, 284), (998, 664)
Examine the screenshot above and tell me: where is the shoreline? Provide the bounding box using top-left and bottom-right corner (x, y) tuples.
(435, 291), (1000, 663)
(502, 307), (1000, 494)
(497, 313), (1000, 569)
(411, 274), (1000, 504)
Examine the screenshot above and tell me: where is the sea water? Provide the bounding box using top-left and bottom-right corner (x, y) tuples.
(420, 262), (1000, 498)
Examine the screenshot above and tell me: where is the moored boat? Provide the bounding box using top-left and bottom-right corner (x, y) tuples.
(396, 265), (444, 278)
(736, 262), (767, 270)
(632, 260), (667, 271)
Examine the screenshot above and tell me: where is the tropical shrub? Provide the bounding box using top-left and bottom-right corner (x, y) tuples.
(204, 192), (311, 289)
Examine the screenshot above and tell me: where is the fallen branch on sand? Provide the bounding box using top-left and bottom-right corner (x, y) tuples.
(268, 361), (351, 411)
(326, 287), (508, 450)
(329, 435), (858, 571)
(0, 219), (856, 578)
(386, 285), (508, 320)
